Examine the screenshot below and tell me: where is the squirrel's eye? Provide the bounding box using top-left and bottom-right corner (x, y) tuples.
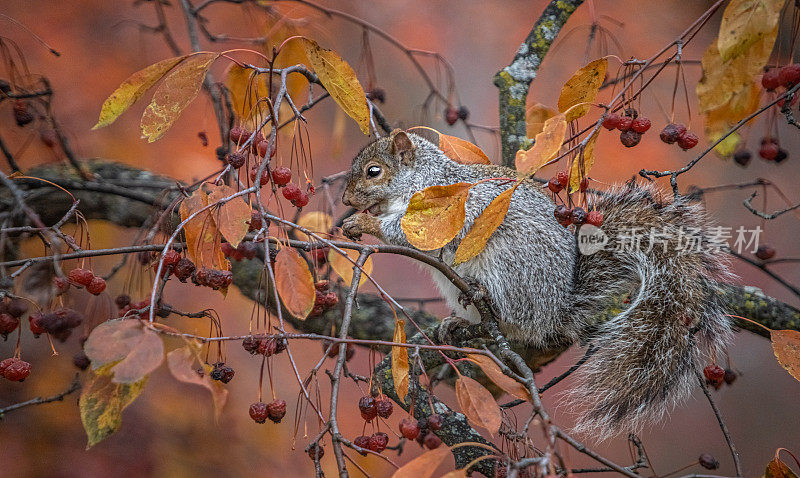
(366, 165), (382, 178)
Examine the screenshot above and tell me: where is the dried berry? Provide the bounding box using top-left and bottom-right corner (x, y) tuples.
(659, 123), (686, 144)
(733, 150), (752, 167)
(759, 142), (779, 161)
(423, 432), (442, 449)
(6, 299), (27, 318)
(322, 292), (338, 308)
(0, 313), (20, 336)
(779, 64), (800, 88)
(248, 210), (264, 232)
(256, 140), (270, 158)
(617, 116), (633, 132)
(427, 414), (443, 430)
(249, 401), (268, 423)
(0, 357), (18, 376)
(28, 313), (46, 336)
(292, 191), (310, 208)
(13, 100), (34, 127)
(368, 432), (389, 452)
(87, 276), (107, 295)
(570, 207), (588, 226)
(282, 183), (301, 201)
(4, 359), (31, 381)
(762, 68), (781, 91)
(554, 204), (571, 227)
(457, 106), (470, 121)
(677, 131), (699, 150)
(724, 369), (737, 385)
(53, 277), (70, 295)
(307, 444), (325, 461)
(703, 365), (725, 385)
(399, 418), (420, 440)
(631, 117), (651, 133)
(68, 268), (94, 287)
(620, 130), (642, 148)
(601, 113), (621, 130)
(271, 167), (292, 186)
(699, 453), (719, 470)
(556, 170), (569, 185)
(445, 107), (459, 125)
(210, 362), (235, 383)
(73, 351), (90, 370)
(547, 177), (564, 193)
(173, 258), (195, 282)
(359, 395), (377, 421)
(586, 210), (604, 227)
(163, 250), (181, 267)
(375, 397), (394, 418)
(226, 152), (246, 169)
(267, 399), (287, 423)
(755, 244), (776, 260)
(353, 435), (370, 454)
(229, 126), (250, 144)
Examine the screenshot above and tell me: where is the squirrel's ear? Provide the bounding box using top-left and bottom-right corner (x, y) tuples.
(389, 129), (416, 166)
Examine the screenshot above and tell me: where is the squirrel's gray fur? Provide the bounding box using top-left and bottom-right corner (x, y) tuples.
(342, 130), (733, 439)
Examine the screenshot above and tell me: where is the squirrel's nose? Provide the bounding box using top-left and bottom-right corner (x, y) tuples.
(342, 194), (352, 207)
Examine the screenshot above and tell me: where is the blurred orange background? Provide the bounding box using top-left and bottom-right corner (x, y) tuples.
(1, 0), (799, 477)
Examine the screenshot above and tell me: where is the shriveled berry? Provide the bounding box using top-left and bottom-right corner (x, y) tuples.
(601, 113), (621, 130)
(555, 170), (568, 185)
(755, 244), (776, 260)
(73, 351), (90, 370)
(282, 183), (301, 201)
(703, 365), (725, 384)
(28, 313), (46, 336)
(659, 123), (686, 144)
(699, 453), (719, 470)
(242, 336), (260, 354)
(427, 414), (443, 430)
(423, 432), (442, 449)
(173, 258), (196, 282)
(248, 210), (264, 232)
(163, 250), (181, 267)
(368, 432), (389, 452)
(759, 142), (779, 161)
(631, 117), (651, 133)
(0, 357), (17, 376)
(4, 359), (31, 381)
(554, 204), (572, 227)
(547, 177), (564, 193)
(210, 362), (235, 383)
(249, 401), (269, 423)
(624, 108), (638, 119)
(733, 150), (752, 166)
(775, 148), (789, 163)
(723, 369), (737, 384)
(271, 167), (292, 186)
(779, 64), (800, 88)
(570, 207), (587, 226)
(457, 106), (470, 121)
(0, 313), (19, 335)
(68, 268), (94, 286)
(445, 107), (459, 125)
(620, 130), (642, 148)
(226, 152), (246, 169)
(762, 68), (781, 90)
(229, 126), (250, 144)
(221, 242), (237, 259)
(375, 397), (393, 418)
(359, 395), (377, 421)
(315, 280), (330, 292)
(307, 444), (325, 460)
(53, 277), (70, 294)
(292, 191), (310, 208)
(6, 299), (27, 318)
(256, 140), (270, 158)
(617, 116), (633, 132)
(13, 100), (34, 126)
(267, 399), (287, 423)
(322, 292), (338, 308)
(258, 337), (278, 357)
(677, 131), (699, 150)
(353, 435), (370, 454)
(399, 418), (420, 440)
(87, 277), (107, 295)
(586, 210), (604, 227)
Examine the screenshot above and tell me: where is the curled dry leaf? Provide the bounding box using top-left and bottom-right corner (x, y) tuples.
(526, 103), (557, 138)
(94, 55), (188, 129)
(557, 57), (608, 122)
(455, 374), (502, 436)
(764, 450), (800, 478)
(515, 114), (567, 175)
(771, 329), (800, 384)
(274, 246), (316, 319)
(465, 353), (531, 401)
(141, 52), (220, 142)
(207, 184), (251, 249)
(568, 129), (600, 193)
(439, 133), (491, 165)
(400, 182), (473, 251)
(454, 184), (517, 265)
(391, 444), (452, 478)
(297, 211), (333, 241)
(392, 319), (409, 403)
(84, 319), (165, 384)
(80, 371), (146, 448)
(179, 187), (228, 271)
(328, 246), (373, 287)
(167, 345), (228, 421)
(299, 37), (370, 135)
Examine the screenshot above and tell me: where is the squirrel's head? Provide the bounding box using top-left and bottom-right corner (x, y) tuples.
(342, 129), (418, 214)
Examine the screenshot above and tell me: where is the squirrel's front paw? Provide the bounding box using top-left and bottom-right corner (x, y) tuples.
(342, 213), (381, 241)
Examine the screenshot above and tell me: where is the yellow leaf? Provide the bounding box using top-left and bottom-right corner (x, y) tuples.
(141, 52), (219, 142)
(94, 55), (188, 129)
(80, 371), (146, 448)
(275, 246), (316, 319)
(328, 246), (373, 287)
(400, 183), (473, 251)
(771, 329), (800, 384)
(166, 346), (228, 421)
(526, 103), (557, 138)
(179, 188), (228, 270)
(391, 445), (452, 478)
(225, 64), (271, 125)
(392, 319), (409, 403)
(297, 211), (333, 241)
(557, 58), (608, 122)
(439, 134), (491, 164)
(207, 184), (251, 248)
(515, 114), (567, 174)
(717, 0), (784, 63)
(569, 129), (600, 193)
(299, 38), (370, 135)
(454, 185), (516, 265)
(455, 375), (502, 435)
(465, 353), (531, 401)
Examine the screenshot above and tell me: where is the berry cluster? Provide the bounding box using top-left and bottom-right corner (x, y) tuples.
(444, 105), (470, 126)
(358, 394), (394, 422)
(412, 414), (443, 449)
(659, 123), (698, 150)
(761, 64), (800, 92)
(0, 357), (31, 382)
(281, 182), (310, 208)
(602, 109), (651, 148)
(249, 399), (287, 423)
(0, 298), (28, 337)
(703, 364), (737, 390)
(209, 361), (235, 383)
(311, 281), (339, 317)
(29, 308), (83, 341)
(353, 432), (389, 454)
(553, 204), (603, 228)
(66, 268), (107, 295)
(547, 170), (587, 195)
(241, 335), (287, 357)
(221, 241), (259, 261)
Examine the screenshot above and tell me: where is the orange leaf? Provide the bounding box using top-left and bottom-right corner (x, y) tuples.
(455, 375), (502, 435)
(557, 57), (608, 122)
(328, 246), (372, 287)
(771, 329), (800, 384)
(439, 134), (491, 165)
(179, 188), (228, 270)
(84, 319), (164, 384)
(454, 184), (517, 265)
(166, 346), (228, 421)
(275, 246), (316, 319)
(465, 353), (531, 402)
(392, 320), (409, 403)
(515, 114), (567, 175)
(526, 103), (558, 138)
(400, 183), (473, 251)
(207, 184), (251, 248)
(569, 129), (600, 193)
(391, 445), (452, 478)
(297, 211), (333, 241)
(441, 470), (468, 478)
(764, 450), (799, 478)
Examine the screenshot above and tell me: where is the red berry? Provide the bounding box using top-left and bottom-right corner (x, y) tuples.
(282, 183), (301, 201)
(759, 142), (779, 161)
(399, 418), (420, 440)
(353, 435), (370, 454)
(601, 113), (621, 130)
(777, 94), (799, 108)
(226, 152), (246, 169)
(292, 191), (310, 208)
(87, 277), (107, 295)
(677, 131), (699, 150)
(570, 207), (587, 226)
(173, 258), (196, 282)
(163, 250), (181, 267)
(256, 140), (270, 158)
(779, 64), (800, 88)
(249, 401), (269, 423)
(659, 123), (686, 144)
(554, 204), (572, 227)
(307, 444), (325, 460)
(556, 170), (569, 185)
(28, 313), (46, 336)
(53, 277), (70, 294)
(267, 399), (287, 423)
(547, 177), (564, 193)
(620, 130), (642, 148)
(221, 242), (236, 258)
(368, 432), (389, 452)
(68, 268), (94, 287)
(210, 362), (235, 383)
(699, 453), (720, 470)
(755, 244), (776, 260)
(0, 357), (18, 376)
(631, 117), (651, 133)
(762, 68), (781, 91)
(445, 107), (458, 125)
(271, 167), (292, 186)
(617, 116), (633, 131)
(0, 313), (19, 335)
(375, 397), (393, 418)
(4, 359), (31, 381)
(703, 365), (725, 384)
(359, 395), (377, 421)
(586, 211), (604, 227)
(248, 210), (264, 232)
(322, 292), (338, 308)
(423, 432), (442, 449)
(426, 414), (443, 430)
(229, 126), (250, 144)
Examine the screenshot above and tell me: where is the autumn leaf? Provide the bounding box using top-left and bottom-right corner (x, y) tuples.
(454, 184), (517, 265)
(84, 319), (164, 384)
(299, 38), (370, 135)
(455, 374), (502, 435)
(180, 187), (228, 270)
(717, 0), (784, 63)
(225, 63), (271, 125)
(515, 114), (567, 174)
(297, 211), (333, 241)
(400, 182), (473, 251)
(275, 246), (316, 319)
(558, 57), (608, 122)
(141, 52), (220, 142)
(569, 129), (600, 193)
(391, 445), (452, 478)
(764, 450), (800, 478)
(439, 134), (491, 165)
(328, 246), (373, 287)
(465, 353), (531, 401)
(771, 329), (800, 384)
(166, 345), (228, 421)
(207, 184), (251, 248)
(93, 55), (188, 129)
(526, 103), (557, 138)
(80, 371), (146, 448)
(441, 470), (469, 478)
(392, 319), (409, 403)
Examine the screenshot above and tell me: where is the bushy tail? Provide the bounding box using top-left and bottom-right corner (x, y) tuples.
(566, 182), (733, 439)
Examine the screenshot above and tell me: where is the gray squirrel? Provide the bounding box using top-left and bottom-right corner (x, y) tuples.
(341, 129), (733, 439)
